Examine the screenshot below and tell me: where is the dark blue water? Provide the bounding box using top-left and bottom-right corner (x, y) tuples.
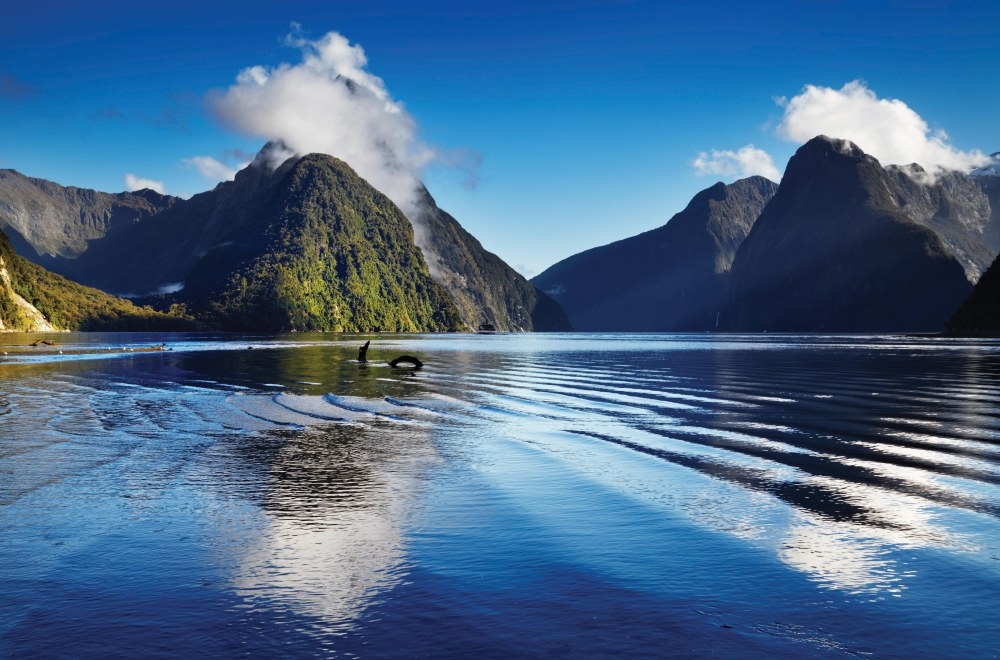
(1, 333), (999, 657)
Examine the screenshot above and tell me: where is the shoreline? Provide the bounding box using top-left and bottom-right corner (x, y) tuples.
(0, 344), (171, 358)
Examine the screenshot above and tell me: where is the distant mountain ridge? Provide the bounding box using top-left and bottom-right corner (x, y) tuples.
(0, 169), (177, 272)
(971, 152), (1000, 178)
(535, 136), (999, 334)
(532, 176), (778, 331)
(5, 136), (996, 335)
(75, 153), (463, 332)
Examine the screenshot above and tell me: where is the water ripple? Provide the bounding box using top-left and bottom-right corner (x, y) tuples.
(3, 333), (1000, 657)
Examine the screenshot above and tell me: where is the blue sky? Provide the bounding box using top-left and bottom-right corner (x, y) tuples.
(1, 1), (998, 276)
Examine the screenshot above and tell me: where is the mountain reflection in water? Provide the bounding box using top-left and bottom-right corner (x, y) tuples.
(1, 332), (998, 657)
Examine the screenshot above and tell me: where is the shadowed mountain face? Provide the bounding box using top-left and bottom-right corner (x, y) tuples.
(721, 137), (973, 333)
(67, 158), (282, 298)
(948, 252), (1000, 335)
(531, 177), (778, 331)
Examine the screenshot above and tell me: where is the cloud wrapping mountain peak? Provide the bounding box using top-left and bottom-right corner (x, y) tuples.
(693, 145), (781, 182)
(210, 31), (439, 217)
(694, 81), (990, 184)
(776, 81), (989, 177)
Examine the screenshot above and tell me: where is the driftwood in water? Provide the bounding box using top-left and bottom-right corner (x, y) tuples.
(389, 355), (423, 368)
(359, 340), (421, 368)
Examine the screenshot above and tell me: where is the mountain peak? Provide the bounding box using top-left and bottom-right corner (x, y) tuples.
(722, 136), (973, 332)
(797, 135), (874, 163)
(776, 135), (886, 200)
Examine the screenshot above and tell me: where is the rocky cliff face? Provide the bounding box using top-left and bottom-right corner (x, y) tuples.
(532, 176), (778, 331)
(411, 189), (571, 332)
(722, 137), (973, 333)
(0, 250), (57, 332)
(884, 166), (1000, 282)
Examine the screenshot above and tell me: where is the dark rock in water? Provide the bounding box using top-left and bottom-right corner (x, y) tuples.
(532, 176), (778, 331)
(721, 136), (973, 333)
(948, 251), (1000, 335)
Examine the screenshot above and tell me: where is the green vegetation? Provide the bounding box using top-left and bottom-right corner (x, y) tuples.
(0, 230), (197, 331)
(1, 150), (567, 333)
(184, 155), (463, 332)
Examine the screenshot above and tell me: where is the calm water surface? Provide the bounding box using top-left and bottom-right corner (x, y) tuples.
(1, 332), (999, 658)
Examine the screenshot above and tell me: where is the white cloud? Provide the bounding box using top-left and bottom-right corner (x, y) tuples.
(209, 30), (470, 217)
(182, 155), (242, 182)
(693, 145), (781, 182)
(776, 80), (989, 174)
(124, 173), (166, 194)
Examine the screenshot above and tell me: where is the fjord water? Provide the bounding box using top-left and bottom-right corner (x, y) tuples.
(1, 333), (998, 657)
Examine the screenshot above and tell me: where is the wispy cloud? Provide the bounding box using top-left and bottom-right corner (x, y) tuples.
(776, 80), (989, 174)
(182, 155), (243, 183)
(692, 145), (781, 182)
(124, 173), (166, 194)
(694, 80), (989, 182)
(209, 29), (477, 216)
